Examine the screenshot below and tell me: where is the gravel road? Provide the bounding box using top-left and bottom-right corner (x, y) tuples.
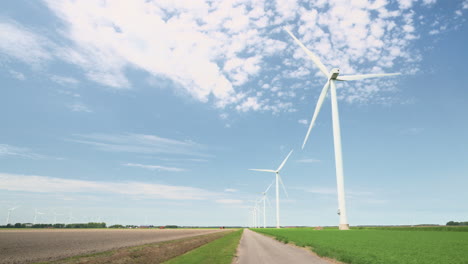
(236, 229), (332, 264)
(0, 228), (225, 264)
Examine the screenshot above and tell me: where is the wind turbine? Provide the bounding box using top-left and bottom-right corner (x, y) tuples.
(250, 149), (293, 229)
(5, 206), (20, 225)
(33, 209), (45, 225)
(53, 211), (63, 225)
(260, 180), (274, 228)
(285, 28), (400, 230)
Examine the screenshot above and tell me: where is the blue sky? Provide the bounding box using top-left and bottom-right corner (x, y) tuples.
(0, 0), (467, 227)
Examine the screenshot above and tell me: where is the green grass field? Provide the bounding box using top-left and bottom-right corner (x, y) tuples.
(253, 228), (468, 264)
(354, 226), (468, 232)
(163, 229), (243, 264)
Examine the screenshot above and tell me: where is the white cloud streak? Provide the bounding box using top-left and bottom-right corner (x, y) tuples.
(123, 163), (186, 172)
(67, 102), (92, 113)
(0, 173), (216, 200)
(0, 21), (53, 64)
(69, 133), (207, 157)
(0, 144), (46, 159)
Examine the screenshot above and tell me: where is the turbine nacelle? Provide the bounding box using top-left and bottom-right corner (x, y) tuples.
(329, 68), (340, 80)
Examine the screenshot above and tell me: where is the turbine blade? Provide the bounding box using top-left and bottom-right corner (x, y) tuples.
(266, 196), (273, 208)
(249, 169), (276, 173)
(336, 72), (401, 81)
(276, 149), (294, 172)
(302, 80), (330, 149)
(278, 174), (289, 198)
(284, 28), (329, 77)
(264, 179), (275, 193)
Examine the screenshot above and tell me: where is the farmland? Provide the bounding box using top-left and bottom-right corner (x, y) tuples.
(0, 228), (228, 264)
(253, 227), (468, 264)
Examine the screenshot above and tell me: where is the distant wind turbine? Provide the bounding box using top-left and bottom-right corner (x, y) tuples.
(285, 28), (400, 230)
(53, 211), (63, 225)
(5, 206), (20, 225)
(260, 180), (274, 228)
(33, 209), (45, 225)
(250, 150), (293, 229)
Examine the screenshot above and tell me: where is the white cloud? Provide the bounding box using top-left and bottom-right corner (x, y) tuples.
(67, 102), (92, 113)
(0, 21), (53, 64)
(224, 188), (238, 193)
(1, 0), (451, 110)
(0, 144), (46, 159)
(50, 75), (79, 86)
(0, 173), (216, 200)
(69, 133), (207, 157)
(422, 0), (437, 5)
(298, 119), (308, 125)
(9, 70), (26, 80)
(296, 158), (321, 163)
(123, 163), (186, 172)
(236, 97), (262, 112)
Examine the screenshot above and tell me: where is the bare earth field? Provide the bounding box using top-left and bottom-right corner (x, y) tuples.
(0, 229), (226, 264)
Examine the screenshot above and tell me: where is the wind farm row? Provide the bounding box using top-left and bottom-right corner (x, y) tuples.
(247, 28), (400, 230)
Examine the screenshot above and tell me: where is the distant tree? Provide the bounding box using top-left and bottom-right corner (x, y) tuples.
(447, 221), (468, 226)
(109, 224), (124, 228)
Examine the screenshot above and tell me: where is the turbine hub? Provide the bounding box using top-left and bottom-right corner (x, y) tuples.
(330, 68), (340, 80)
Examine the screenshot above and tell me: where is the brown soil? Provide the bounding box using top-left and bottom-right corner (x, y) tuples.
(47, 230), (233, 264)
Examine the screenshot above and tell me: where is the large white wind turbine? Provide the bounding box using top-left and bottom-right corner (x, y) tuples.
(250, 150), (293, 229)
(5, 206), (19, 225)
(285, 28), (400, 230)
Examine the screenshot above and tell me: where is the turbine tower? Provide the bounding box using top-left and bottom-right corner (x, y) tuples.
(33, 209), (45, 225)
(285, 28), (400, 230)
(5, 206), (19, 225)
(250, 150), (293, 229)
(260, 180), (274, 228)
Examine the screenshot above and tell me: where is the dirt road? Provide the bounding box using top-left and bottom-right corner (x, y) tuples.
(236, 229), (332, 264)
(0, 228), (225, 264)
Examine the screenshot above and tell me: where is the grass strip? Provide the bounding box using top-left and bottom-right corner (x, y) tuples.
(253, 228), (468, 264)
(163, 229), (243, 264)
(39, 231), (232, 264)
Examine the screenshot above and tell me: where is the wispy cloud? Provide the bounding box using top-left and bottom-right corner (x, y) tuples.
(9, 70), (26, 80)
(298, 119), (308, 126)
(0, 20), (53, 65)
(68, 133), (208, 157)
(0, 173), (217, 200)
(50, 75), (79, 86)
(123, 163), (186, 172)
(0, 144), (46, 159)
(224, 188), (238, 193)
(67, 102), (92, 113)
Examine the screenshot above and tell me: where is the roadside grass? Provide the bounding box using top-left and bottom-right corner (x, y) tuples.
(253, 228), (468, 264)
(39, 231), (232, 264)
(163, 229), (243, 264)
